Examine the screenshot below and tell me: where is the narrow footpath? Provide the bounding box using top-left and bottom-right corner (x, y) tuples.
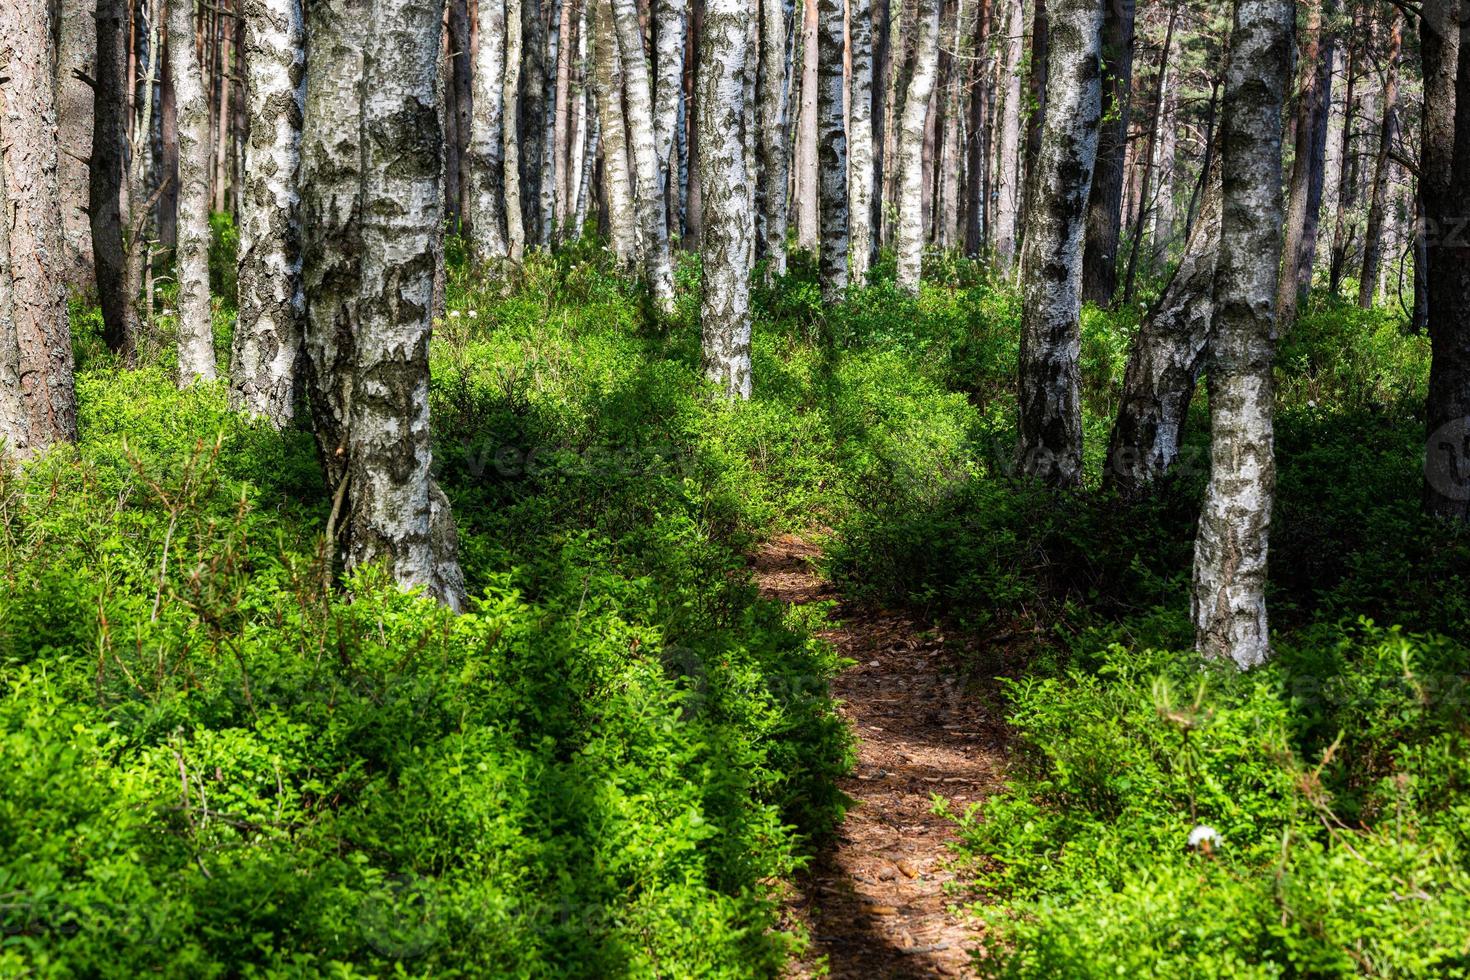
(753, 536), (1011, 978)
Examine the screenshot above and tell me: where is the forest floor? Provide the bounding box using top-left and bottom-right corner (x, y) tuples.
(755, 536), (1012, 978)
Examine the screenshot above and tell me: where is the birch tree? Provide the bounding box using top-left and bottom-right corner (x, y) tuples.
(849, 0), (876, 283)
(816, 0), (848, 300)
(1358, 9), (1401, 310)
(1192, 0), (1292, 668)
(1079, 0), (1134, 305)
(654, 0), (687, 208)
(231, 0), (305, 424)
(611, 0), (676, 313)
(504, 0), (526, 262)
(1014, 0), (1104, 487)
(698, 0), (752, 399)
(0, 0), (78, 454)
(895, 0), (941, 292)
(300, 0), (466, 608)
(992, 0), (1025, 271)
(168, 0), (216, 384)
(755, 0), (790, 274)
(593, 0), (637, 265)
(467, 0), (509, 262)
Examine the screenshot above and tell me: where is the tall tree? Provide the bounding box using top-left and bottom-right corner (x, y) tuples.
(795, 0), (818, 249)
(1119, 0), (1177, 306)
(1357, 8), (1401, 310)
(91, 0), (136, 358)
(504, 0), (527, 261)
(992, 0), (1025, 271)
(592, 0), (637, 266)
(895, 0), (941, 292)
(1014, 0), (1104, 487)
(1420, 0), (1468, 519)
(1079, 0), (1134, 305)
(697, 0), (752, 398)
(54, 0), (95, 293)
(1276, 0), (1334, 326)
(231, 0), (305, 424)
(1192, 0), (1292, 668)
(755, 0), (790, 274)
(611, 0), (677, 313)
(300, 0), (466, 607)
(0, 0), (79, 454)
(168, 0), (215, 384)
(654, 0), (687, 216)
(467, 0), (509, 262)
(850, 0), (876, 282)
(815, 0), (848, 300)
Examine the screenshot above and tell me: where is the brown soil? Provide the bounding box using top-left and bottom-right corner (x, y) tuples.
(754, 535), (1011, 978)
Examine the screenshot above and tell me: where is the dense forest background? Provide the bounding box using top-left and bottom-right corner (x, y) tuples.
(2, 0), (1469, 974)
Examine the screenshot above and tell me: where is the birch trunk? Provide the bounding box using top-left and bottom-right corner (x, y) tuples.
(55, 0), (96, 293)
(849, 0), (875, 281)
(611, 0), (676, 312)
(467, 0), (509, 262)
(1079, 0), (1133, 305)
(992, 0), (1024, 271)
(795, 0), (818, 249)
(554, 0), (575, 237)
(756, 0), (791, 274)
(1119, 0), (1174, 306)
(1014, 0), (1103, 486)
(698, 0), (752, 398)
(654, 0), (687, 202)
(301, 0), (466, 608)
(539, 0), (561, 244)
(895, 0), (941, 292)
(231, 0), (305, 424)
(92, 0), (137, 357)
(169, 0), (216, 384)
(0, 0), (78, 453)
(1357, 10), (1401, 310)
(593, 0), (637, 265)
(504, 0), (526, 261)
(1191, 0), (1292, 669)
(816, 0), (848, 299)
(519, 0), (546, 246)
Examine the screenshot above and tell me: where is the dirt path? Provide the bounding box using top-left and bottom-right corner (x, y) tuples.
(754, 536), (1010, 978)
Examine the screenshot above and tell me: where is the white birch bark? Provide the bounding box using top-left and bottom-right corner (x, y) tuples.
(1191, 0), (1292, 669)
(301, 0), (466, 609)
(795, 0), (818, 249)
(468, 0), (509, 261)
(816, 0), (848, 299)
(169, 0), (216, 384)
(232, 0), (305, 424)
(592, 0), (637, 265)
(698, 0), (752, 398)
(848, 0), (875, 282)
(503, 0), (526, 262)
(610, 0), (676, 313)
(756, 0), (790, 274)
(653, 0), (687, 196)
(992, 0), (1025, 271)
(1014, 0), (1104, 487)
(895, 0), (941, 292)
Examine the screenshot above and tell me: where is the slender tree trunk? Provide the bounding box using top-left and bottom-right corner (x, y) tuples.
(1419, 0), (1469, 519)
(653, 0), (686, 210)
(126, 0), (163, 353)
(448, 0), (473, 235)
(552, 0), (574, 237)
(538, 0), (560, 244)
(468, 0), (509, 262)
(1079, 0), (1133, 305)
(1191, 0), (1292, 669)
(794, 0), (818, 249)
(849, 0), (876, 281)
(518, 0), (545, 246)
(1119, 0), (1175, 306)
(169, 0), (215, 384)
(611, 0), (677, 312)
(1014, 0), (1102, 486)
(816, 0), (849, 298)
(756, 0), (791, 273)
(1358, 9), (1401, 310)
(92, 0), (137, 358)
(1, 0), (79, 455)
(231, 0), (304, 424)
(1105, 156), (1220, 494)
(992, 0), (1024, 270)
(963, 0), (991, 256)
(1150, 78), (1177, 267)
(55, 0), (96, 293)
(895, 0), (941, 292)
(504, 0), (526, 261)
(698, 0), (752, 398)
(593, 0), (636, 264)
(1327, 9), (1359, 296)
(300, 0), (465, 608)
(1018, 0), (1047, 251)
(1276, 0), (1332, 326)
(212, 0), (231, 212)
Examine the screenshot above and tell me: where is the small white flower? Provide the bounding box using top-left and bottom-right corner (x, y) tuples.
(1187, 825), (1221, 852)
(468, 310), (479, 318)
(1308, 399), (1317, 408)
(449, 310), (462, 318)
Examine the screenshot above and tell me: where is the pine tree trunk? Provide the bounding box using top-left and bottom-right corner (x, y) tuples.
(212, 0), (231, 212)
(1191, 0), (1292, 669)
(1419, 0), (1470, 519)
(504, 0), (526, 261)
(1326, 9), (1359, 297)
(169, 0), (216, 384)
(611, 0), (677, 312)
(1014, 0), (1103, 487)
(92, 0), (137, 358)
(698, 0), (752, 398)
(54, 0), (96, 294)
(1276, 0), (1331, 326)
(816, 0), (849, 299)
(992, 0), (1024, 271)
(1105, 157), (1220, 494)
(1079, 0), (1133, 305)
(0, 0), (79, 453)
(895, 0), (941, 292)
(231, 0), (304, 424)
(468, 0), (509, 262)
(593, 0), (637, 265)
(849, 0), (876, 281)
(519, 0), (546, 246)
(963, 0), (991, 256)
(756, 0), (791, 274)
(300, 0), (466, 608)
(126, 0), (162, 353)
(1357, 9), (1401, 310)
